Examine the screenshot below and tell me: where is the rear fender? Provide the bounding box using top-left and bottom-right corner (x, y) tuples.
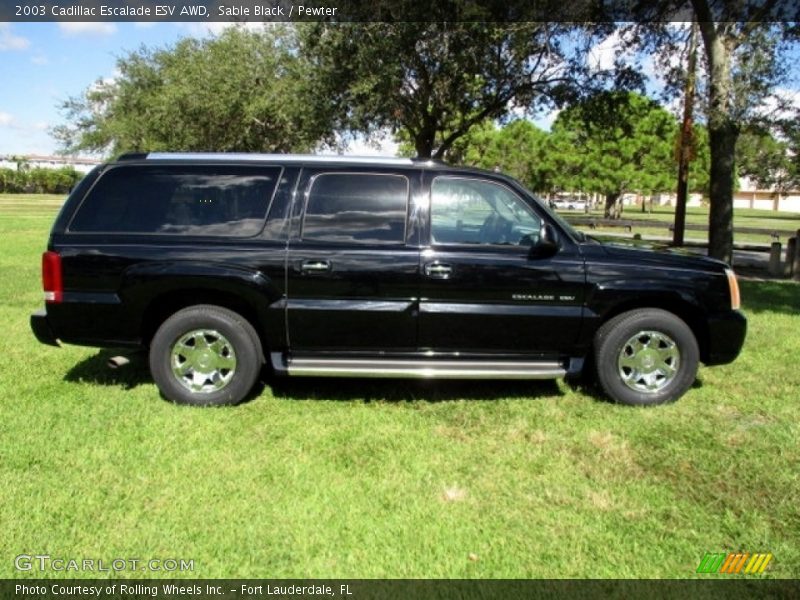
(120, 261), (285, 348)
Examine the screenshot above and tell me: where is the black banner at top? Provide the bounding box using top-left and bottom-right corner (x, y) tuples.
(2, 0), (800, 23)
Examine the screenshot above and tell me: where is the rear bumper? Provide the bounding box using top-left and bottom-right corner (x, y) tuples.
(30, 309), (60, 347)
(704, 310), (746, 365)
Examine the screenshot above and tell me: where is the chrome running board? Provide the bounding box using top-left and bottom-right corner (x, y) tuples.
(271, 354), (566, 379)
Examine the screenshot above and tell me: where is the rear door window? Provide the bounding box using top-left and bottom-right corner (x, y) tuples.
(69, 165), (281, 237)
(301, 173), (409, 244)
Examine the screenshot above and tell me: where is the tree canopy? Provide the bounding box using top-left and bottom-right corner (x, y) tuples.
(737, 127), (800, 193)
(403, 119), (554, 192)
(547, 91), (680, 216)
(300, 21), (620, 159)
(53, 26), (337, 156)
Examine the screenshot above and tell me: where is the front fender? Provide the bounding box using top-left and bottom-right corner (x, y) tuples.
(577, 272), (714, 357)
(588, 277), (708, 320)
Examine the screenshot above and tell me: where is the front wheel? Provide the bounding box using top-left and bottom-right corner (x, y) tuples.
(149, 305), (262, 406)
(594, 309), (699, 406)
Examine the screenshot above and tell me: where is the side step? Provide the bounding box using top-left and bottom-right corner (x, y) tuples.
(271, 354), (566, 380)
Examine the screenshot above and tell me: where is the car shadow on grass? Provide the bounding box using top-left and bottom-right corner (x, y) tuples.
(739, 279), (800, 315)
(61, 351), (565, 404)
(63, 349), (151, 390)
(267, 376), (563, 403)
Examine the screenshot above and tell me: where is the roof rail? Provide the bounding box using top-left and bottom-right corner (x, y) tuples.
(144, 152), (418, 166)
(116, 152), (148, 161)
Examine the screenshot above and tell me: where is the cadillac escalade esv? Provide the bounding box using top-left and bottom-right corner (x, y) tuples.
(30, 153), (746, 407)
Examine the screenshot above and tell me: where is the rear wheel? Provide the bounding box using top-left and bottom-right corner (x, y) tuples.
(594, 309), (699, 406)
(149, 305), (262, 406)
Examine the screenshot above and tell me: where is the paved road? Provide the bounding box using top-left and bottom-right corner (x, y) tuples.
(682, 247), (769, 270)
(590, 231), (779, 275)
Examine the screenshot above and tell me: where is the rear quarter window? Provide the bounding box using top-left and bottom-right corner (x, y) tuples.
(69, 165), (281, 237)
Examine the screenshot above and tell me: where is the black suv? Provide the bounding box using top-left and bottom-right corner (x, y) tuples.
(30, 153), (746, 407)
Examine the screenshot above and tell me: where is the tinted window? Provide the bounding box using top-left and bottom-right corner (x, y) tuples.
(70, 165), (280, 236)
(431, 177), (541, 245)
(302, 173), (408, 244)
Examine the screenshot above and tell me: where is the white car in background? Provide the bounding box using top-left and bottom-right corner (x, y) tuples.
(552, 197), (587, 211)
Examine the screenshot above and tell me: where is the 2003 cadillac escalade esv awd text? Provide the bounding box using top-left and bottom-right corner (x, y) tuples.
(30, 153), (746, 407)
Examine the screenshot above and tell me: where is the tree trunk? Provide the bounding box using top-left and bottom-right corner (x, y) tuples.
(414, 134), (434, 159)
(674, 21), (698, 248)
(707, 121), (737, 263)
(413, 120), (436, 159)
(697, 16), (736, 265)
(604, 193), (620, 219)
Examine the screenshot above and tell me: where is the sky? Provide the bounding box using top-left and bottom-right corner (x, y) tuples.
(0, 21), (248, 156)
(1, 22), (192, 155)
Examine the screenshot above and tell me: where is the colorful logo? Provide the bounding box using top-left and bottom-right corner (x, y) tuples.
(696, 552), (773, 574)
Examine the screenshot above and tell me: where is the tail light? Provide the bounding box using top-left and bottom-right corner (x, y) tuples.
(42, 251), (63, 303)
(725, 268), (740, 310)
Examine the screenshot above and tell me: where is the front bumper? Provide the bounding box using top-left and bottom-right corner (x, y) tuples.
(704, 310), (747, 365)
(30, 309), (59, 347)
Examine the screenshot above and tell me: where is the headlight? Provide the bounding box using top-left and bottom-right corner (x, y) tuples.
(725, 268), (741, 310)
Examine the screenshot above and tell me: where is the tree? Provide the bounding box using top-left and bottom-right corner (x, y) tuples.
(301, 21), (619, 159)
(53, 26), (337, 156)
(0, 166), (80, 194)
(628, 4), (799, 262)
(442, 120), (553, 192)
(548, 91), (679, 218)
(737, 128), (797, 193)
(783, 121), (800, 191)
(686, 124), (711, 197)
(673, 20), (699, 246)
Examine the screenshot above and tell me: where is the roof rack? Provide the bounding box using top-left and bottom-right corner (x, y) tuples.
(117, 152), (148, 161)
(144, 152), (420, 166)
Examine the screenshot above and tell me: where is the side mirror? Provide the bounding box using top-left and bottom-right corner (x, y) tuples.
(529, 222), (560, 258)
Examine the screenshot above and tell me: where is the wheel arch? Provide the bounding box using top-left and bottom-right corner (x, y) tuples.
(591, 295), (710, 364)
(120, 261), (285, 360)
(140, 289), (270, 363)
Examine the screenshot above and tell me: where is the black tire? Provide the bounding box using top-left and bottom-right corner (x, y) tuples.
(593, 308), (699, 406)
(149, 305), (263, 406)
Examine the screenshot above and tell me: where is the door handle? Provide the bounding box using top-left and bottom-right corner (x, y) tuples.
(300, 260), (331, 273)
(424, 262), (452, 279)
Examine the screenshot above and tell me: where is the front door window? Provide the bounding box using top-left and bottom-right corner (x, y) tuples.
(430, 177), (541, 246)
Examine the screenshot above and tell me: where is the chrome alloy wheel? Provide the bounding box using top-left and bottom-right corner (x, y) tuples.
(170, 329), (237, 393)
(617, 330), (680, 393)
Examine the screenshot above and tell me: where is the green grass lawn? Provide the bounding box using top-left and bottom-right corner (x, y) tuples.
(561, 205), (800, 246)
(1, 194), (798, 579)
